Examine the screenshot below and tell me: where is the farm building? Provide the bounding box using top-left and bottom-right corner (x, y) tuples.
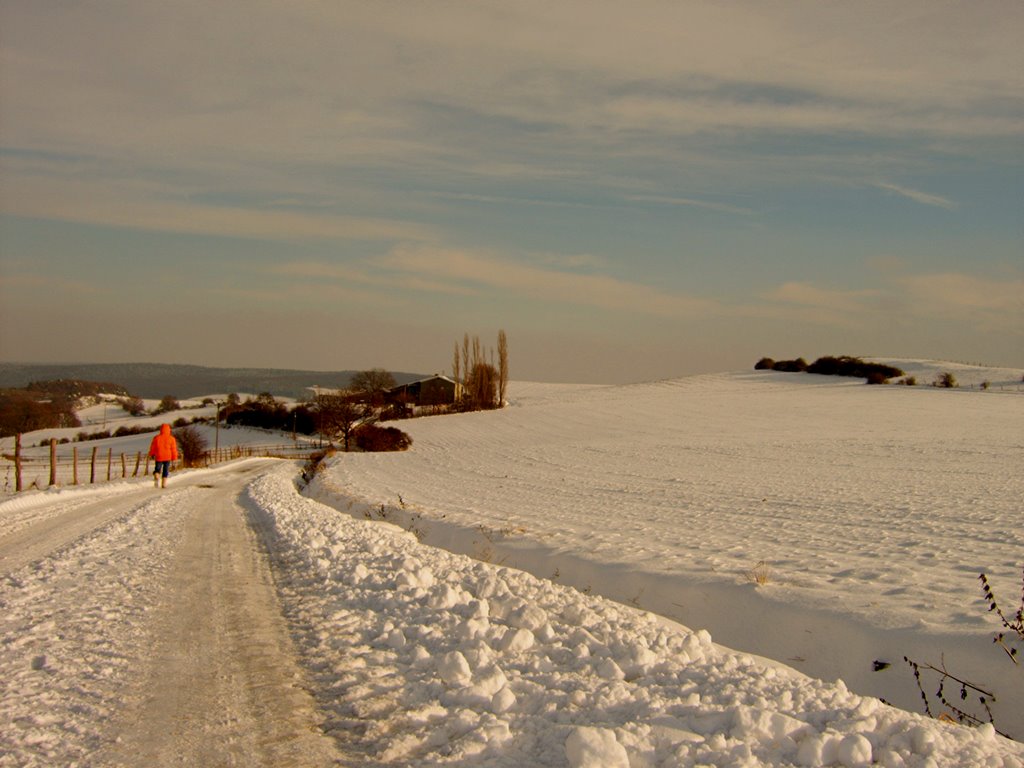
(387, 375), (461, 406)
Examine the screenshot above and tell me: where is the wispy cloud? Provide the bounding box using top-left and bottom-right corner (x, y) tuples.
(2, 174), (436, 243)
(873, 182), (956, 210)
(297, 245), (716, 318)
(766, 281), (881, 314)
(763, 272), (1024, 336)
(759, 281), (885, 328)
(626, 194), (754, 216)
(897, 272), (1024, 333)
(388, 245), (716, 316)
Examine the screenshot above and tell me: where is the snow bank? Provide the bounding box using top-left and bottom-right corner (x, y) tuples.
(245, 463), (1024, 766)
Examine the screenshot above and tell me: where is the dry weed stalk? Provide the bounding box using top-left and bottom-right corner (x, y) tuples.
(746, 560), (771, 586)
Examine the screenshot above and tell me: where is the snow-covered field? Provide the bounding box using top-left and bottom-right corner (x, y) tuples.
(1, 360), (1022, 766)
(311, 362), (1024, 737)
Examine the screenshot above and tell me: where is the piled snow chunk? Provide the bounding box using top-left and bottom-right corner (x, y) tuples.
(506, 602), (548, 631)
(731, 705), (812, 744)
(565, 726), (630, 768)
(392, 556), (436, 590)
(460, 664), (508, 704)
(596, 657), (626, 681)
(428, 583), (465, 609)
(385, 629), (406, 649)
(837, 732), (874, 766)
(438, 651), (472, 687)
(497, 626), (535, 654)
(491, 685), (516, 714)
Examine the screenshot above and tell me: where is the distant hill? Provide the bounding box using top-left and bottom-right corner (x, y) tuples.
(0, 362), (426, 400)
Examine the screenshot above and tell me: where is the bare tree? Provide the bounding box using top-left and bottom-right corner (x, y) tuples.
(472, 335), (483, 372)
(466, 362), (499, 409)
(452, 342), (461, 395)
(318, 392), (366, 451)
(497, 329), (508, 406)
(349, 368), (396, 406)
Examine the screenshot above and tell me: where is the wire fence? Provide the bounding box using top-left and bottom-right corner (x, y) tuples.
(2, 436), (319, 493)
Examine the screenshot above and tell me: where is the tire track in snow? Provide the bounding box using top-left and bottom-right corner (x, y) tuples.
(92, 462), (344, 767)
(0, 492), (154, 576)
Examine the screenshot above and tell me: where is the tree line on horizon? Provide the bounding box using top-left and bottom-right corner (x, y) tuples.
(755, 355), (905, 384)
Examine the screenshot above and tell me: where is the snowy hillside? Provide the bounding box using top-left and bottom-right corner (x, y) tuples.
(314, 360), (1024, 737)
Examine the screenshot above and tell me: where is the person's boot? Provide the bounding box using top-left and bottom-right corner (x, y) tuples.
(161, 476), (167, 489)
(153, 472), (159, 488)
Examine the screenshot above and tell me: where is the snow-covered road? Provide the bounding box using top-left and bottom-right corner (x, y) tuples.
(0, 461), (342, 767)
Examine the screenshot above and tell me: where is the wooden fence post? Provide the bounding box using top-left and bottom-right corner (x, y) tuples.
(90, 446), (98, 484)
(73, 446), (79, 486)
(133, 452), (141, 477)
(106, 448), (112, 481)
(120, 453), (126, 478)
(14, 434), (22, 492)
(49, 438), (57, 487)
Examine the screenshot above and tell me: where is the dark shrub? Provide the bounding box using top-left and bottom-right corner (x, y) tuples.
(866, 372), (888, 385)
(754, 357), (776, 370)
(154, 395), (180, 414)
(174, 424), (208, 467)
(807, 356), (904, 382)
(772, 358), (809, 373)
(120, 396), (146, 416)
(355, 424), (413, 452)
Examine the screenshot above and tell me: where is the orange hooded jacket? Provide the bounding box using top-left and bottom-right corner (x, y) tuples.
(148, 424), (179, 462)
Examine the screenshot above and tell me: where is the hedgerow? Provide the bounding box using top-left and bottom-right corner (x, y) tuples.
(755, 355), (904, 383)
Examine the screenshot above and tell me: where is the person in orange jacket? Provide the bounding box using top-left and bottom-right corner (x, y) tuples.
(148, 423), (179, 488)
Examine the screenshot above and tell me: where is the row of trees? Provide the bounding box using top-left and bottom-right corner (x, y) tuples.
(755, 355), (905, 383)
(452, 330), (508, 410)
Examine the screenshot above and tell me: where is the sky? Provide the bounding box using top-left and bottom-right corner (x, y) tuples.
(1, 1), (1022, 384)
